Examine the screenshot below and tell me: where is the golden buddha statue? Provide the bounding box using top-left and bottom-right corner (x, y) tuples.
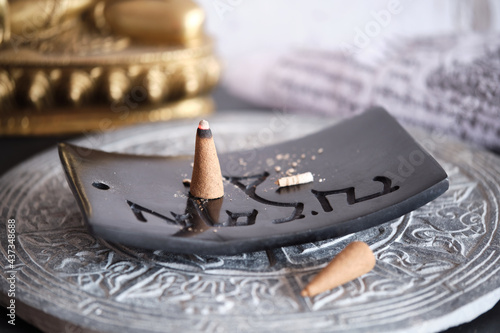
(0, 0), (220, 135)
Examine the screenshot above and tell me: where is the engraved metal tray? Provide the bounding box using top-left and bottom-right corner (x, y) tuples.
(58, 108), (448, 255)
(1, 112), (499, 332)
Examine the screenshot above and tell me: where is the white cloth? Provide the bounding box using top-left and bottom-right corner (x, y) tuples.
(224, 34), (500, 152)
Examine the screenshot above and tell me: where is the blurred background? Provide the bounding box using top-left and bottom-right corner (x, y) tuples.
(198, 0), (500, 62)
(1, 0), (500, 148)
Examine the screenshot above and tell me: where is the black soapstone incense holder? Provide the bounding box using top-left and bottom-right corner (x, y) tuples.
(59, 107), (449, 255)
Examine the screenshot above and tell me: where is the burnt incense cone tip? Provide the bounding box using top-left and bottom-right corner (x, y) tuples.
(189, 119), (224, 199)
(301, 241), (376, 298)
(198, 119), (209, 130)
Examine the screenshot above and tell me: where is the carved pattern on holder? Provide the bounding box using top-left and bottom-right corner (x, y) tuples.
(124, 173), (399, 229)
(311, 176), (399, 212)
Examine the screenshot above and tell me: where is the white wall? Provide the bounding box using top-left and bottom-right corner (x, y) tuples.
(196, 0), (500, 60)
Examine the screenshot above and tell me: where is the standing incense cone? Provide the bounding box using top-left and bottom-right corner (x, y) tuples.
(190, 120), (224, 199)
(301, 241), (375, 297)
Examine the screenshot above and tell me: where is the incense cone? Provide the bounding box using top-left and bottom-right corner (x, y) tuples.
(301, 241), (375, 297)
(189, 120), (224, 199)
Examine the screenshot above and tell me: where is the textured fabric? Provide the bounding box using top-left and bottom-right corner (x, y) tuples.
(225, 34), (500, 152)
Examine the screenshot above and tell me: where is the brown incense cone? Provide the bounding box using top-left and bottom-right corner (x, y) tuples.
(189, 120), (224, 199)
(301, 241), (375, 297)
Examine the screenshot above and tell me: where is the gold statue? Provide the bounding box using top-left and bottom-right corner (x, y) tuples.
(0, 0), (220, 135)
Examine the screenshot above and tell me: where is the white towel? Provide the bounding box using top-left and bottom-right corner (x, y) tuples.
(224, 34), (500, 152)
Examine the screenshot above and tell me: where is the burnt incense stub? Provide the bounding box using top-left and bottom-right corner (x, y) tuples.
(58, 107), (449, 255)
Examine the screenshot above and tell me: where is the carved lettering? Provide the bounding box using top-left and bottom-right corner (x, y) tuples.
(225, 172), (305, 224)
(225, 209), (258, 226)
(126, 200), (192, 227)
(124, 174), (399, 228)
(311, 176), (399, 212)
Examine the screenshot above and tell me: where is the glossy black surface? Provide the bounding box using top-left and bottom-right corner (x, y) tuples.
(59, 107), (449, 255)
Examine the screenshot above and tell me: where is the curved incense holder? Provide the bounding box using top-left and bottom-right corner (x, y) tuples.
(58, 107), (448, 255)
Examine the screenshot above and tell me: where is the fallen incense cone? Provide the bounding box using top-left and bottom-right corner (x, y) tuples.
(189, 120), (224, 199)
(275, 172), (314, 187)
(301, 241), (375, 297)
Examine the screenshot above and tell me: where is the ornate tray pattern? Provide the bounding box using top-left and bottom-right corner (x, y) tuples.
(1, 113), (499, 332)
